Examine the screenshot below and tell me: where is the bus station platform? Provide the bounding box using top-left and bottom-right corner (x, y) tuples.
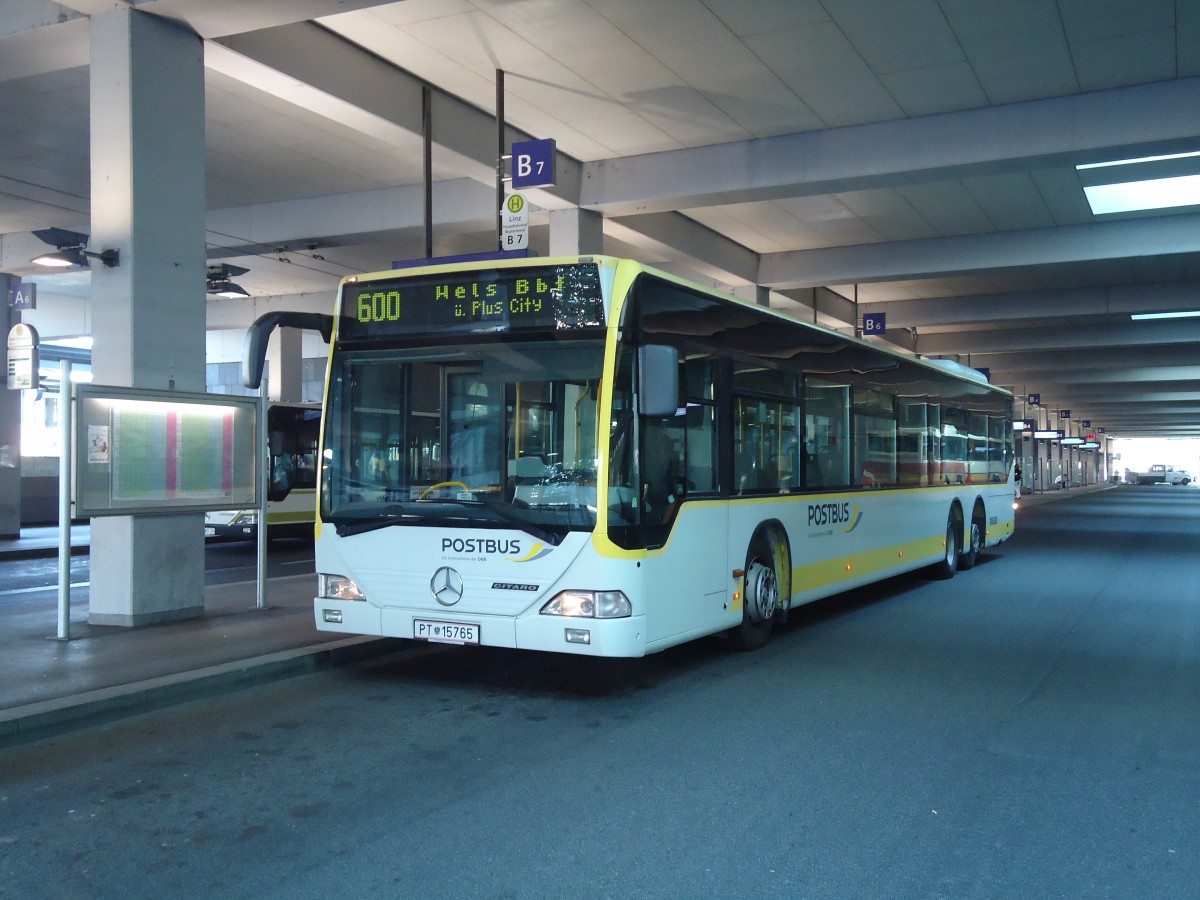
(0, 482), (1114, 747)
(0, 526), (402, 748)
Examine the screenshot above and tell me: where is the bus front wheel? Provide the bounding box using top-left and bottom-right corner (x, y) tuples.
(728, 535), (785, 651)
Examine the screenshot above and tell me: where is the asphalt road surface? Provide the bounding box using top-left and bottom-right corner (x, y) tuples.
(2, 486), (1197, 899)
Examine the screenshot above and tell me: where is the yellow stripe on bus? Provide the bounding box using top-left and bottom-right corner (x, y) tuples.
(790, 533), (946, 594)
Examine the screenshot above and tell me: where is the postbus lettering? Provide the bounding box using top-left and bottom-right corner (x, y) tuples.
(441, 537), (523, 556)
(808, 502), (851, 527)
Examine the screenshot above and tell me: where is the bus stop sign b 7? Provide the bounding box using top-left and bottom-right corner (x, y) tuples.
(511, 139), (555, 189)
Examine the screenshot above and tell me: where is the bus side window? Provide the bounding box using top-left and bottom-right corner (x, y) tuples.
(295, 453), (317, 490)
(269, 453), (296, 501)
(804, 378), (850, 489)
(803, 439), (822, 487)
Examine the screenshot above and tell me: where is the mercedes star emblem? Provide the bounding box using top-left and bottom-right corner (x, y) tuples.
(431, 566), (464, 606)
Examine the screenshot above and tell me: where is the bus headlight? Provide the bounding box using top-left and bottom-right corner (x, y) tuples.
(318, 573), (366, 601)
(540, 590), (631, 619)
(236, 512), (258, 526)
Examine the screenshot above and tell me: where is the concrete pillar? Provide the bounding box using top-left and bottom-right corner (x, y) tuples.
(88, 10), (207, 626)
(267, 326), (303, 402)
(549, 208), (603, 256)
(0, 275), (21, 538)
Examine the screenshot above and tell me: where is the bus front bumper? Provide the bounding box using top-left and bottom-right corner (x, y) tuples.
(314, 599), (648, 657)
(205, 523), (257, 539)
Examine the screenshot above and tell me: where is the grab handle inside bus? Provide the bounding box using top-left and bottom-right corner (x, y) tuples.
(242, 311), (334, 389)
(638, 344), (679, 417)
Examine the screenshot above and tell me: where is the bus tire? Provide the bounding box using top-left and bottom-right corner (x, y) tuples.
(927, 507), (960, 580)
(959, 502), (985, 570)
(728, 532), (786, 651)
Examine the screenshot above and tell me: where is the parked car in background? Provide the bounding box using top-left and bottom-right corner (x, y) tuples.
(1126, 464), (1192, 485)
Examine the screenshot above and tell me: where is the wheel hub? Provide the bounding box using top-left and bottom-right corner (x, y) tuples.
(745, 560), (778, 624)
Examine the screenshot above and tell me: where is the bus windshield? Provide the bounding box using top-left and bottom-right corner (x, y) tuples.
(321, 339), (605, 543)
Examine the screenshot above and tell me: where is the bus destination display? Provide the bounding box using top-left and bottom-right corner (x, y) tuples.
(339, 264), (605, 340)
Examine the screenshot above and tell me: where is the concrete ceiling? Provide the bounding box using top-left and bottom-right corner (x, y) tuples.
(2, 0), (1200, 437)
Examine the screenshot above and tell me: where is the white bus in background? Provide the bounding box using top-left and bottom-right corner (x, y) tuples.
(244, 256), (1017, 657)
(205, 403), (321, 540)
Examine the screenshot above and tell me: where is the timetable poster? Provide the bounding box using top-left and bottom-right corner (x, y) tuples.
(111, 407), (236, 502)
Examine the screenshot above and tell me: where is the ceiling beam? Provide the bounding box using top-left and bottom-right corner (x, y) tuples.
(119, 1), (386, 40)
(580, 77), (1200, 216)
(862, 282), (1200, 328)
(208, 20), (759, 281)
(212, 21), (577, 206)
(916, 319), (1200, 357)
(204, 179), (495, 257)
(1018, 384), (1200, 403)
(605, 213), (759, 286)
(760, 214), (1200, 289)
(0, 17), (89, 82)
(991, 365), (1200, 386)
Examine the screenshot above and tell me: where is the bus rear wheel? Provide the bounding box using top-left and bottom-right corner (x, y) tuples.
(928, 509), (960, 580)
(959, 505), (985, 570)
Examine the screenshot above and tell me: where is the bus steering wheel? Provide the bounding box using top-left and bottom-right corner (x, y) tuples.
(418, 481), (470, 499)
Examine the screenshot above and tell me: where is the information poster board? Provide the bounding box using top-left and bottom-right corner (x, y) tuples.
(74, 385), (258, 516)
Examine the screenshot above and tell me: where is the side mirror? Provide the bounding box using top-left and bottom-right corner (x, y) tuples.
(242, 312), (332, 389)
(638, 344), (679, 418)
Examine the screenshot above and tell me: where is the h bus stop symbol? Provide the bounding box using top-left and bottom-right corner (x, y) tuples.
(511, 139), (555, 189)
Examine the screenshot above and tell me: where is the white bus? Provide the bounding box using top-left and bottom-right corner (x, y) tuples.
(244, 256), (1016, 656)
(204, 402), (321, 540)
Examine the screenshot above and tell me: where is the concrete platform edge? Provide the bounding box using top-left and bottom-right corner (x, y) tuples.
(0, 635), (403, 748)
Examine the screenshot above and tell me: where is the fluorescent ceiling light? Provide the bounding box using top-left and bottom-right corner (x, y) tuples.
(1082, 173), (1200, 215)
(1077, 150), (1200, 170)
(1130, 310), (1200, 321)
(1078, 150), (1200, 215)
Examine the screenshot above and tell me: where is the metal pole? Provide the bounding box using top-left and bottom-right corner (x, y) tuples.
(256, 374), (268, 610)
(56, 359), (72, 640)
(1032, 432), (1040, 494)
(423, 84), (433, 259)
(496, 68), (505, 252)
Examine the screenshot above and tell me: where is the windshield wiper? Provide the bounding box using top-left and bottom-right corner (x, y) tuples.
(333, 509), (426, 537)
(330, 502), (562, 545)
(457, 501), (563, 546)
